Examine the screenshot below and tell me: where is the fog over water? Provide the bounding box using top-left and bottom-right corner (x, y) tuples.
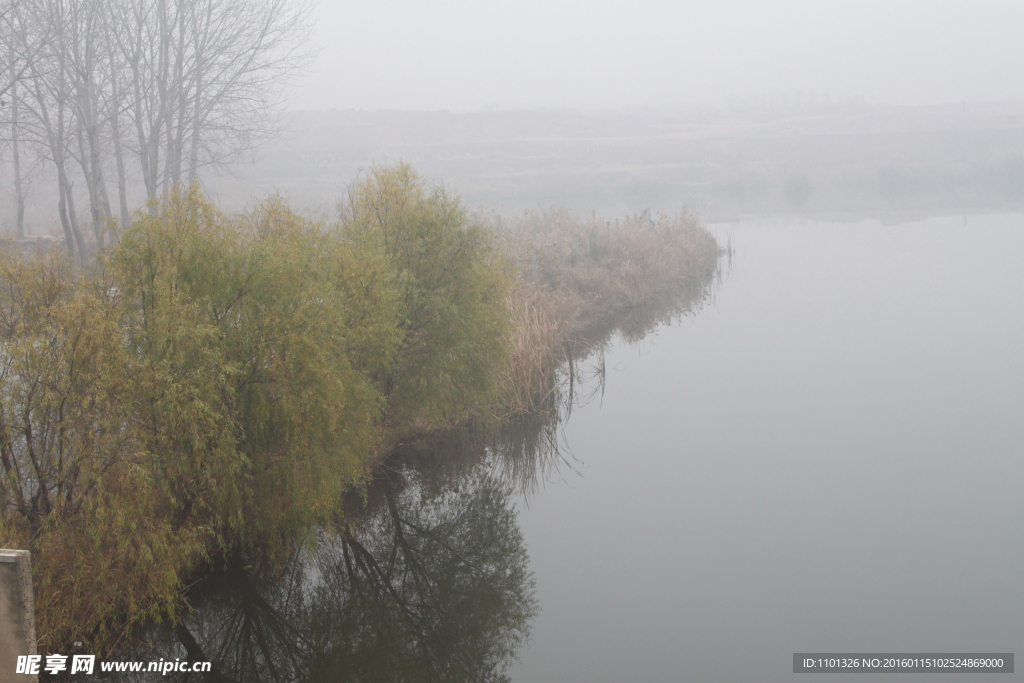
(509, 214), (1024, 682)
(127, 214), (1023, 682)
(7, 2), (1024, 230)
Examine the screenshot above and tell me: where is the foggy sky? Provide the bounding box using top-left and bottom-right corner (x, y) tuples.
(291, 0), (1024, 112)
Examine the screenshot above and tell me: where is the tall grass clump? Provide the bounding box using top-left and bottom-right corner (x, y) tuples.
(500, 282), (565, 418)
(486, 206), (723, 417)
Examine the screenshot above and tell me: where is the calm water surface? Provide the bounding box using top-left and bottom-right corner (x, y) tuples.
(510, 214), (1024, 682)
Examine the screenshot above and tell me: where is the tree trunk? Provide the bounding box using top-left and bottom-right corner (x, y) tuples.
(11, 81), (25, 239)
(170, 3), (188, 188)
(111, 113), (131, 231)
(110, 61), (131, 232)
(56, 173), (76, 258)
(157, 0), (172, 196)
(91, 134), (113, 249)
(188, 7), (204, 184)
(76, 122), (105, 250)
(62, 174), (88, 266)
(129, 54), (156, 200)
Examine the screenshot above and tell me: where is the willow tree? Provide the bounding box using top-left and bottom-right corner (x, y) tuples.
(0, 186), (399, 653)
(340, 163), (513, 436)
(107, 186), (393, 551)
(0, 172), (514, 653)
(0, 248), (202, 652)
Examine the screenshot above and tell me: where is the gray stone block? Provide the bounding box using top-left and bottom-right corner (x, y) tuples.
(0, 550), (36, 683)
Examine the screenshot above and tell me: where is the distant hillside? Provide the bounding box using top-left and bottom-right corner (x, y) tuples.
(5, 102), (1023, 236)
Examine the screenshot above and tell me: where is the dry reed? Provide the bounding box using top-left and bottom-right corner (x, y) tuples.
(483, 206), (723, 418)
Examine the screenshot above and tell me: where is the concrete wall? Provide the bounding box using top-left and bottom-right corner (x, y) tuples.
(0, 550), (36, 683)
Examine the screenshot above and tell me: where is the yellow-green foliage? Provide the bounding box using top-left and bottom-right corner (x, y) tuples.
(0, 173), (516, 654)
(106, 188), (391, 548)
(0, 250), (201, 652)
(0, 185), (400, 652)
(341, 163), (512, 435)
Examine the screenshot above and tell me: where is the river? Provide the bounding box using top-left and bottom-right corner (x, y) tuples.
(509, 213), (1024, 682)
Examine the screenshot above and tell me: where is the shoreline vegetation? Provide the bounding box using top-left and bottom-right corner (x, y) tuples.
(119, 236), (726, 680)
(0, 162), (723, 655)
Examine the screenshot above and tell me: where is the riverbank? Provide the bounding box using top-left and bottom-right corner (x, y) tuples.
(493, 206), (723, 419)
(0, 163), (723, 655)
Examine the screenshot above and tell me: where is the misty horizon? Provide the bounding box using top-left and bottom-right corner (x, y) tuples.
(293, 0), (1024, 113)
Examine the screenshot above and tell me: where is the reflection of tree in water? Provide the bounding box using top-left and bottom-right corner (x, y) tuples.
(115, 471), (536, 683)
(172, 564), (310, 682)
(310, 475), (535, 682)
(112, 262), (725, 682)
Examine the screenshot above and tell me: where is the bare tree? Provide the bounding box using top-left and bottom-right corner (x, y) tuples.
(14, 0), (88, 261)
(1, 0), (52, 239)
(112, 0), (313, 201)
(182, 0), (313, 184)
(2, 0), (313, 256)
(66, 0), (115, 248)
(2, 4), (27, 238)
(0, 0), (47, 102)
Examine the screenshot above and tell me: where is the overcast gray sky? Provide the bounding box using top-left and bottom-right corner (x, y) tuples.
(290, 0), (1024, 112)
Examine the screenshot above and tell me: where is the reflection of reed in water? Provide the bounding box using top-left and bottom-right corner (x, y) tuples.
(498, 207), (724, 420)
(490, 260), (726, 498)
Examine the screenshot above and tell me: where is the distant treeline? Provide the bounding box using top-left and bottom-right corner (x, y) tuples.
(221, 105), (1024, 221)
